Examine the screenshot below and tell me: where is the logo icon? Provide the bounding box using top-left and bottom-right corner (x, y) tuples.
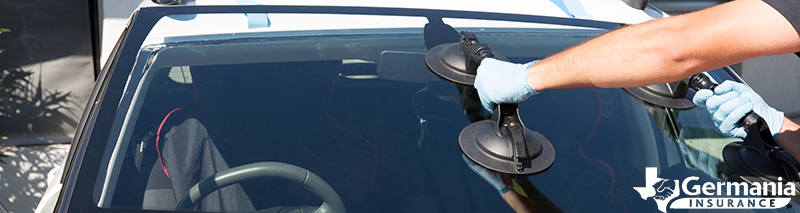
(634, 167), (680, 213)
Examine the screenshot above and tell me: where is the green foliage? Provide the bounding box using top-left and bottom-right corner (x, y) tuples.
(0, 28), (7, 54)
(0, 65), (4, 165)
(0, 79), (5, 103)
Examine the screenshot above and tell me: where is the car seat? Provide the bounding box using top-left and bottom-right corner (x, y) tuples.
(141, 115), (255, 211)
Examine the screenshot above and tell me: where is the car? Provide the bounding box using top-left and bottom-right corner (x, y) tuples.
(33, 0), (800, 212)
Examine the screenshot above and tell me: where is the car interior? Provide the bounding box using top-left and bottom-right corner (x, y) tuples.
(105, 35), (519, 212)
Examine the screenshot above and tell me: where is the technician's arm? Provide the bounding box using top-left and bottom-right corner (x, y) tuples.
(777, 118), (800, 159)
(526, 0), (800, 91)
(463, 155), (537, 212)
(501, 190), (536, 213)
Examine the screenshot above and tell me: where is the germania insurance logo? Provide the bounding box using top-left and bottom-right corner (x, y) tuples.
(634, 167), (795, 213)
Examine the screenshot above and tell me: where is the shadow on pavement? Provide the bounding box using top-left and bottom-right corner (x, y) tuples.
(0, 144), (69, 213)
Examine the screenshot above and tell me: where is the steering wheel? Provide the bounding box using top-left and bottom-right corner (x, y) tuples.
(176, 162), (346, 213)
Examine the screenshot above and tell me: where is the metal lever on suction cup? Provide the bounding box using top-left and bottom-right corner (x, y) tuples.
(459, 101), (554, 175)
(494, 104), (539, 172)
(460, 31), (479, 44)
(687, 74), (774, 145)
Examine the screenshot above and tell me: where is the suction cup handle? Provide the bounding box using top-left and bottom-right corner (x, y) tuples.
(458, 31), (500, 65)
(472, 45), (496, 64)
(460, 31), (479, 44)
(688, 74), (766, 139)
(492, 104), (543, 172)
(688, 74), (717, 91)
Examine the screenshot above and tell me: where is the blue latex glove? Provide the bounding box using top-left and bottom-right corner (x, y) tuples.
(692, 81), (784, 138)
(474, 58), (540, 113)
(463, 155), (512, 194)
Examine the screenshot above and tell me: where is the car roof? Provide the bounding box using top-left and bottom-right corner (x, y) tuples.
(136, 0), (665, 47)
(139, 0), (666, 25)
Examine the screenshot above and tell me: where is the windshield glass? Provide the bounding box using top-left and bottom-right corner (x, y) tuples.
(82, 7), (799, 213)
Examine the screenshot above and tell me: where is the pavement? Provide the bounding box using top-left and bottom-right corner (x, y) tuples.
(0, 144), (69, 213)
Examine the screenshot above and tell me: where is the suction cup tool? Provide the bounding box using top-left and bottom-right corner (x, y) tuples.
(460, 104), (555, 174)
(723, 143), (791, 184)
(682, 74), (798, 187)
(722, 119), (800, 187)
(624, 79), (695, 109)
(425, 30), (555, 174)
(425, 31), (507, 86)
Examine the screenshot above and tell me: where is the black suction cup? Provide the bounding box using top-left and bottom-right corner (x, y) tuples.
(426, 30), (555, 174)
(425, 31), (507, 86)
(723, 142), (788, 184)
(460, 104), (555, 174)
(624, 79), (696, 109)
(722, 120), (800, 188)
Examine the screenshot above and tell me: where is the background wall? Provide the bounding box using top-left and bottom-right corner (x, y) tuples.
(0, 0), (95, 146)
(739, 54), (800, 124)
(0, 0), (94, 212)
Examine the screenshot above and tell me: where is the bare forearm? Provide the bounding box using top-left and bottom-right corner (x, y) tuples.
(501, 190), (536, 213)
(777, 117), (800, 161)
(526, 0), (800, 91)
(527, 17), (697, 90)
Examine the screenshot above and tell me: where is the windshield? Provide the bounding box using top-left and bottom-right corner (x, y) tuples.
(72, 6), (800, 213)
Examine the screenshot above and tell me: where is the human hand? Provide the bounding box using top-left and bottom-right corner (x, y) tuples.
(693, 81), (784, 138)
(693, 88), (753, 138)
(463, 154), (512, 194)
(474, 58), (540, 114)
